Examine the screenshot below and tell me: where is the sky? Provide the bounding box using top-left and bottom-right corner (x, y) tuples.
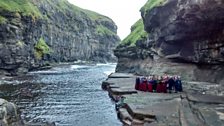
(67, 0), (148, 40)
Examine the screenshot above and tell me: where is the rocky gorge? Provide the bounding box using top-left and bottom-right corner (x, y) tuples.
(1, 0), (224, 125)
(115, 0), (224, 84)
(108, 0), (224, 125)
(0, 0), (121, 125)
(0, 0), (120, 76)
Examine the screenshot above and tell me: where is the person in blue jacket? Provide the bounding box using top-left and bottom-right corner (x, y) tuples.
(168, 76), (175, 93)
(175, 76), (183, 92)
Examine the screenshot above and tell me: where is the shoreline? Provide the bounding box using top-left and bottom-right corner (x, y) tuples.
(0, 61), (117, 77)
(102, 73), (224, 125)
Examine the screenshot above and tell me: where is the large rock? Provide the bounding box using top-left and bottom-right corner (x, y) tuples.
(0, 98), (22, 126)
(0, 0), (120, 75)
(115, 0), (224, 83)
(143, 0), (224, 64)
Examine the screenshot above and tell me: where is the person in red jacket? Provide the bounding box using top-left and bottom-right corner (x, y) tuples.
(138, 76), (147, 91)
(156, 76), (163, 93)
(142, 77), (148, 91)
(147, 76), (153, 92)
(162, 75), (169, 93)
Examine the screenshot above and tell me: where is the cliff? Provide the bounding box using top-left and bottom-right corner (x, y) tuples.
(115, 0), (224, 83)
(0, 0), (120, 75)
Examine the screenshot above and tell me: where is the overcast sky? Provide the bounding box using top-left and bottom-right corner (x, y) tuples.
(67, 0), (147, 40)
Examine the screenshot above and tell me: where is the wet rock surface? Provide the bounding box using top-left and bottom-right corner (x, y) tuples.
(102, 73), (224, 126)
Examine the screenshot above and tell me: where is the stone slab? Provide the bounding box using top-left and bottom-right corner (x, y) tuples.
(187, 93), (224, 104)
(108, 73), (135, 78)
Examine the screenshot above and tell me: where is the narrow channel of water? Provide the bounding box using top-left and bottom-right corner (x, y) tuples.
(2, 64), (121, 126)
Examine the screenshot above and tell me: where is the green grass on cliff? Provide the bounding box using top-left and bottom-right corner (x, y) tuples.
(121, 19), (148, 46)
(141, 0), (166, 14)
(45, 0), (115, 35)
(0, 15), (7, 24)
(34, 38), (52, 59)
(45, 0), (111, 22)
(0, 0), (110, 23)
(84, 9), (112, 22)
(96, 25), (116, 36)
(0, 0), (42, 18)
(0, 0), (116, 36)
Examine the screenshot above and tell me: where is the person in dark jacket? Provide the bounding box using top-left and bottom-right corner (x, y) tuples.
(175, 76), (183, 92)
(135, 77), (140, 90)
(168, 76), (175, 93)
(151, 75), (158, 92)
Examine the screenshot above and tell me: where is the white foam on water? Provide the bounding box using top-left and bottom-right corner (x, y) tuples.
(217, 111), (224, 120)
(103, 64), (116, 75)
(96, 63), (107, 66)
(97, 63), (117, 66)
(103, 71), (114, 76)
(29, 70), (59, 74)
(70, 65), (89, 69)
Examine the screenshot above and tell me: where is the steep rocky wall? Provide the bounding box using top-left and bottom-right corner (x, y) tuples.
(0, 0), (120, 75)
(115, 0), (224, 83)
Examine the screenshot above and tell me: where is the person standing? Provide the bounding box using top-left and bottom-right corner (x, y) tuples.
(151, 75), (158, 92)
(175, 76), (183, 92)
(168, 76), (175, 93)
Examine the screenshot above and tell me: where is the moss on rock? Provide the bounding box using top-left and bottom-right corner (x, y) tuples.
(0, 15), (7, 24)
(141, 0), (167, 14)
(34, 38), (52, 59)
(121, 19), (148, 46)
(16, 41), (24, 47)
(0, 0), (116, 37)
(96, 25), (116, 36)
(44, 0), (111, 22)
(0, 0), (42, 18)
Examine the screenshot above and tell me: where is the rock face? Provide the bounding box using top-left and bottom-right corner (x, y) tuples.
(115, 0), (224, 83)
(0, 0), (120, 75)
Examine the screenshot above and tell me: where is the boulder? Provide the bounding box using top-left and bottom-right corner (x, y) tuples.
(0, 98), (22, 126)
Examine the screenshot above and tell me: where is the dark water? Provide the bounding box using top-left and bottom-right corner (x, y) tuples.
(2, 64), (121, 126)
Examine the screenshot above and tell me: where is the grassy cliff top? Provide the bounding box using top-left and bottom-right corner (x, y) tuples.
(121, 19), (148, 46)
(0, 0), (111, 20)
(119, 0), (167, 46)
(0, 0), (116, 35)
(0, 0), (116, 36)
(0, 0), (42, 17)
(0, 0), (113, 22)
(141, 0), (167, 14)
(43, 0), (112, 22)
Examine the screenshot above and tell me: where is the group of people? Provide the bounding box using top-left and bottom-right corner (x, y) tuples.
(135, 74), (183, 93)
